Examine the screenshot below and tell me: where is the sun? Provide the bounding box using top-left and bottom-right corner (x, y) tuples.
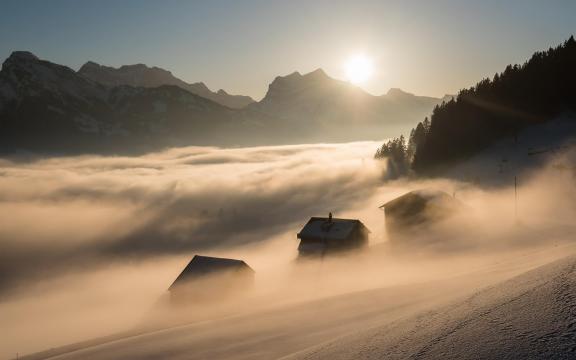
(344, 54), (374, 85)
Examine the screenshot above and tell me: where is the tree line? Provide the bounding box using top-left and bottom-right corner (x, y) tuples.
(375, 35), (576, 176)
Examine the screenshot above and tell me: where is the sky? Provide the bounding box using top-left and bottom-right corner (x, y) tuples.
(1, 0), (575, 100)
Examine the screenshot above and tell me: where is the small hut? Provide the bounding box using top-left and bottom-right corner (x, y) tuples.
(297, 213), (370, 257)
(168, 255), (255, 304)
(380, 189), (461, 242)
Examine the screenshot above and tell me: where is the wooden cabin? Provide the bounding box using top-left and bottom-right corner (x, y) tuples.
(380, 189), (461, 242)
(297, 214), (370, 257)
(168, 255), (254, 304)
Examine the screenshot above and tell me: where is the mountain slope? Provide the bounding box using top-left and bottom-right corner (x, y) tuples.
(78, 61), (255, 109)
(248, 69), (448, 142)
(290, 253), (576, 360)
(0, 51), (112, 150)
(411, 36), (576, 174)
(18, 244), (573, 360)
(0, 51), (243, 152)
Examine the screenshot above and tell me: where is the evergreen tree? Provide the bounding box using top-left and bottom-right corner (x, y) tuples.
(374, 135), (408, 179)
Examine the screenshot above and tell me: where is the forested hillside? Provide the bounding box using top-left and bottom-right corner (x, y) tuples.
(376, 36), (576, 175)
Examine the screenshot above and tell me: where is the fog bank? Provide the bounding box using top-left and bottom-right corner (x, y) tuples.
(3, 142), (576, 359)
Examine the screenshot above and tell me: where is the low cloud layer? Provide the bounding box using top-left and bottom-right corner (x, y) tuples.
(3, 142), (576, 359)
(0, 142), (382, 295)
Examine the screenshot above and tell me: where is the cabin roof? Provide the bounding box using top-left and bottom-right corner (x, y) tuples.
(379, 189), (453, 210)
(169, 255), (254, 290)
(297, 217), (370, 241)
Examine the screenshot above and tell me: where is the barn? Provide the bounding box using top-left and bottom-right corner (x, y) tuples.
(297, 213), (370, 257)
(379, 189), (461, 242)
(168, 255), (255, 304)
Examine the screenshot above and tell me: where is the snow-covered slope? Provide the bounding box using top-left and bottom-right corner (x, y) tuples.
(444, 115), (576, 186)
(290, 253), (576, 360)
(19, 244), (576, 360)
(78, 61), (255, 109)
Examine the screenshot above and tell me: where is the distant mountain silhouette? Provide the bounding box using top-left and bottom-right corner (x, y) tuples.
(0, 51), (260, 152)
(249, 69), (449, 142)
(78, 61), (255, 109)
(378, 36), (576, 175)
(0, 52), (445, 153)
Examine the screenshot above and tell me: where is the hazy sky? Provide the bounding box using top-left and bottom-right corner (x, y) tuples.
(1, 0), (575, 99)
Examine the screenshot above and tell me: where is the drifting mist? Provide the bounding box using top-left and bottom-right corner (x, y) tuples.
(2, 141), (576, 359)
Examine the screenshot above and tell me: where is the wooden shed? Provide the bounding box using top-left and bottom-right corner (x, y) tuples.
(380, 189), (461, 242)
(168, 255), (255, 304)
(297, 214), (370, 257)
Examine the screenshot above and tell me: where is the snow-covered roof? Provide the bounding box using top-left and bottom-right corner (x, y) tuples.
(169, 255), (254, 290)
(297, 217), (369, 242)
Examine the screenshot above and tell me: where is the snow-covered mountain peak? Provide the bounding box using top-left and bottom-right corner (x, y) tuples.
(1, 51), (107, 102)
(2, 51), (44, 75)
(4, 51), (39, 64)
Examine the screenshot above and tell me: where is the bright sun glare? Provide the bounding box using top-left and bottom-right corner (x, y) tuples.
(344, 54), (374, 85)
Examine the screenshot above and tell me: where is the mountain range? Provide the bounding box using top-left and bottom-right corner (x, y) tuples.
(78, 61), (255, 109)
(249, 69), (452, 142)
(0, 51), (450, 153)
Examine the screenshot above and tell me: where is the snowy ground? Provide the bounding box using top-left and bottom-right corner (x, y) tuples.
(289, 248), (576, 360)
(19, 242), (576, 360)
(446, 115), (576, 187)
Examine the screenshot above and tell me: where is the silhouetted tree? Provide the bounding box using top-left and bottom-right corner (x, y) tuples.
(375, 135), (408, 179)
(407, 117), (429, 161)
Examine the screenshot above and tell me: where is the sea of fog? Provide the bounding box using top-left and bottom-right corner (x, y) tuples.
(0, 141), (385, 357)
(2, 141), (576, 359)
